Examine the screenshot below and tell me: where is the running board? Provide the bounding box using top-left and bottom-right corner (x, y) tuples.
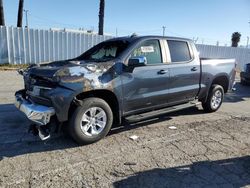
(125, 101), (201, 123)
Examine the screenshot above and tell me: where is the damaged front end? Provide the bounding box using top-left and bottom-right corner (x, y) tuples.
(15, 60), (118, 141)
(15, 63), (69, 140)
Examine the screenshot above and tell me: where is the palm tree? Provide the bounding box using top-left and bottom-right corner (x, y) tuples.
(17, 0), (24, 27)
(231, 32), (241, 47)
(98, 0), (105, 35)
(0, 0), (5, 26)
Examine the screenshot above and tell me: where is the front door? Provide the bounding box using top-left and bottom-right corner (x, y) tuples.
(122, 39), (170, 114)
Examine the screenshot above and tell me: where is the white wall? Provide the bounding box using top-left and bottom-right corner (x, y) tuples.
(1, 26), (249, 69)
(0, 26), (112, 64)
(196, 44), (250, 69)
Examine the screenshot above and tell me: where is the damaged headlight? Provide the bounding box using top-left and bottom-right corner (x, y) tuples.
(29, 86), (52, 97)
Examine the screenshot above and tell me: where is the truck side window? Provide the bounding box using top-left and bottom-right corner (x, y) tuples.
(131, 40), (162, 65)
(167, 40), (191, 62)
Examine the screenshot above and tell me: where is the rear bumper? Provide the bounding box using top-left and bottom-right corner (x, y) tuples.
(15, 90), (55, 125)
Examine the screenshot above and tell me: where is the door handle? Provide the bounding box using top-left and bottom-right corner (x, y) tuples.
(191, 67), (198, 71)
(158, 69), (168, 75)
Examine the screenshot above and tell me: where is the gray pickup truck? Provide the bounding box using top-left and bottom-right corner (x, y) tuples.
(15, 36), (236, 144)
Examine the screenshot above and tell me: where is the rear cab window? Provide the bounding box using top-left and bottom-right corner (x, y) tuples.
(167, 40), (192, 63)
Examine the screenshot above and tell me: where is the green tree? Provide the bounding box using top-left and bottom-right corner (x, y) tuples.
(0, 0), (5, 26)
(98, 0), (105, 35)
(231, 32), (241, 47)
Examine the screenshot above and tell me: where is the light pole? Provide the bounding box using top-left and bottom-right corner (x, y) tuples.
(162, 26), (166, 36)
(248, 21), (250, 48)
(23, 9), (28, 28)
(17, 0), (24, 27)
(0, 0), (5, 26)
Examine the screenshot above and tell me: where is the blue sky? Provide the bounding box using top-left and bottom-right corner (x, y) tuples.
(2, 0), (250, 46)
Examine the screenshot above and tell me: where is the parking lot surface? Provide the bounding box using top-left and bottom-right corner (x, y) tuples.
(0, 71), (250, 188)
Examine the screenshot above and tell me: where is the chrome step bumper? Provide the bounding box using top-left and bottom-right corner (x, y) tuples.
(15, 90), (55, 126)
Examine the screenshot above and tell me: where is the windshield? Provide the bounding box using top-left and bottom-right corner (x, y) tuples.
(76, 40), (130, 62)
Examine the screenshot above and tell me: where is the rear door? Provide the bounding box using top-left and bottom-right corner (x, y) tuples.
(165, 40), (200, 105)
(122, 39), (170, 114)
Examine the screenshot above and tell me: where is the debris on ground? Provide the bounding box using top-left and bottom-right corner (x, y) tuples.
(124, 162), (137, 166)
(168, 126), (177, 130)
(129, 135), (139, 140)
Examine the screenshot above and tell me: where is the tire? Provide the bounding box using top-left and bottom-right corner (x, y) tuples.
(202, 84), (224, 113)
(69, 97), (113, 144)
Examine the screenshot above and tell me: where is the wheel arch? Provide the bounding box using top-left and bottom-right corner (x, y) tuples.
(211, 74), (229, 93)
(68, 89), (122, 126)
(200, 73), (229, 103)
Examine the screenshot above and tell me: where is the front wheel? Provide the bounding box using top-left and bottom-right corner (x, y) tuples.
(69, 97), (113, 144)
(202, 84), (224, 113)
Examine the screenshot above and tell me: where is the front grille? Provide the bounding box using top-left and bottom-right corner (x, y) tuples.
(24, 74), (57, 91)
(23, 77), (52, 107)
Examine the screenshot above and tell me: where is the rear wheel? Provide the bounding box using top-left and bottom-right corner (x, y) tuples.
(202, 84), (224, 113)
(69, 97), (113, 144)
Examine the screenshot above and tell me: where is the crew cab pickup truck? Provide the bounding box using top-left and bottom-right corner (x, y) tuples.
(15, 36), (236, 144)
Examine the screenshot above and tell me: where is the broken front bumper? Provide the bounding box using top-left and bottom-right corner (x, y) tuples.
(15, 90), (55, 126)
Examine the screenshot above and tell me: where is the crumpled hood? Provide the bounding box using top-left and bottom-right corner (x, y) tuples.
(22, 60), (123, 92)
(26, 60), (115, 82)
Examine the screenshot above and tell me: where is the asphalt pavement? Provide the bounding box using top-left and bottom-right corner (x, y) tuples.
(0, 71), (249, 188)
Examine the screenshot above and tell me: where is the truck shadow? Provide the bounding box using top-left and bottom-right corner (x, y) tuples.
(0, 104), (202, 159)
(113, 156), (250, 188)
(0, 103), (76, 159)
(110, 106), (203, 136)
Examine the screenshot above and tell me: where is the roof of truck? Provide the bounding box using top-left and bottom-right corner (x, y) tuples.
(106, 35), (193, 43)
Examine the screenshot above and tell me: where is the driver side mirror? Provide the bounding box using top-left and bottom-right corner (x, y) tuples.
(128, 56), (147, 67)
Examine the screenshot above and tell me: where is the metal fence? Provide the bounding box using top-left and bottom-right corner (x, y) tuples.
(1, 26), (250, 69)
(196, 44), (250, 69)
(0, 26), (112, 65)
